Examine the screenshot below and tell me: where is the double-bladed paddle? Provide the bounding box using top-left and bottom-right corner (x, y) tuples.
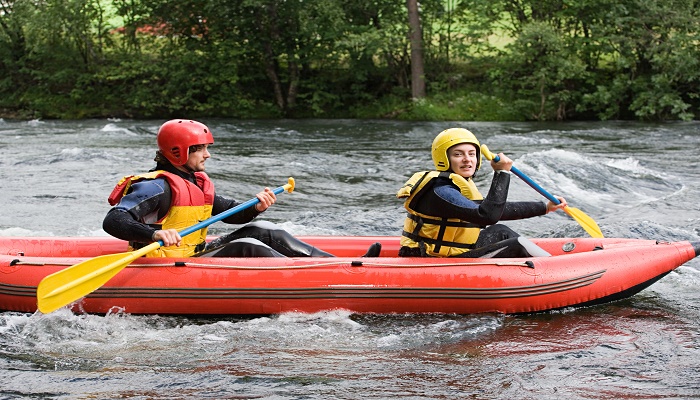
(36, 177), (296, 314)
(481, 145), (603, 238)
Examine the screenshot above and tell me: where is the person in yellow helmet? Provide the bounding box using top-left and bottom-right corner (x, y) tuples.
(396, 128), (567, 258)
(104, 119), (381, 258)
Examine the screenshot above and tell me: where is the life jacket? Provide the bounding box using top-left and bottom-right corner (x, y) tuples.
(396, 171), (484, 257)
(108, 170), (215, 258)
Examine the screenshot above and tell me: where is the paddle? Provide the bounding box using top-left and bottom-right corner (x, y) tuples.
(481, 145), (603, 238)
(36, 177), (296, 314)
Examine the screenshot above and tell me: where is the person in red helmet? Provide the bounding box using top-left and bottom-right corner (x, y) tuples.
(103, 119), (381, 258)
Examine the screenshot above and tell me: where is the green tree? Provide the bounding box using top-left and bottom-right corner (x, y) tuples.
(0, 0), (116, 117)
(491, 21), (588, 120)
(581, 0), (700, 120)
(0, 0), (30, 110)
(473, 0), (700, 120)
(2, 0), (699, 121)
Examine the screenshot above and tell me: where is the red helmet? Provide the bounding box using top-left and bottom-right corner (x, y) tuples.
(156, 119), (214, 166)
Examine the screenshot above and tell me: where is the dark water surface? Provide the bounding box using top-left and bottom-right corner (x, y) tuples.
(1, 119), (699, 399)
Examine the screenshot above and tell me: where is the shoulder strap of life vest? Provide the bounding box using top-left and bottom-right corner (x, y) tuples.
(397, 170), (483, 200)
(108, 171), (169, 206)
(108, 170), (214, 206)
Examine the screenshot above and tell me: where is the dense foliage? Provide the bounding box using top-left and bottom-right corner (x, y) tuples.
(1, 0), (699, 121)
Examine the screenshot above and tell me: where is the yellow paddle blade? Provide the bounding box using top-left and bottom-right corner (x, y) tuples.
(564, 206), (603, 238)
(36, 242), (160, 314)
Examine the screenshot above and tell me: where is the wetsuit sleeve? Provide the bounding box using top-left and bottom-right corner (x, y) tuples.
(500, 201), (547, 220)
(409, 171), (549, 230)
(212, 194), (261, 224)
(427, 173), (547, 223)
(102, 178), (171, 243)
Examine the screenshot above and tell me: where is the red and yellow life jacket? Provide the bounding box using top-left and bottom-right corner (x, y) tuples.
(108, 170), (215, 257)
(396, 171), (483, 257)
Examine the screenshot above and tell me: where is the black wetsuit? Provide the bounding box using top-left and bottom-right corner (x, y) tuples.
(103, 162), (333, 257)
(399, 170), (548, 258)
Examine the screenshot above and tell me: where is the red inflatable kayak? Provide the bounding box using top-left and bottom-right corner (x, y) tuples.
(1, 236), (697, 315)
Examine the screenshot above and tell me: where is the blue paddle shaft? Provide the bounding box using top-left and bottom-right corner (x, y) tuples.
(158, 184), (289, 245)
(491, 154), (561, 205)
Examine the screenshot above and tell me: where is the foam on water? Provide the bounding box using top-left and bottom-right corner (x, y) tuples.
(100, 123), (139, 136)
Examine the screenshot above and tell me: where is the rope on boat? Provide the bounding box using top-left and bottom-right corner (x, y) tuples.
(10, 259), (534, 269)
(148, 260), (533, 269)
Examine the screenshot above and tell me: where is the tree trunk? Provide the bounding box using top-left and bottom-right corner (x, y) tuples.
(286, 59), (299, 110)
(407, 0), (426, 99)
(261, 3), (285, 111)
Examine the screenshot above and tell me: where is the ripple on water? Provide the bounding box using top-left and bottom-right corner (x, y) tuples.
(2, 119), (700, 399)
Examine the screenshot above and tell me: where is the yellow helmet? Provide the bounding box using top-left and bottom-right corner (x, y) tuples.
(431, 128), (482, 171)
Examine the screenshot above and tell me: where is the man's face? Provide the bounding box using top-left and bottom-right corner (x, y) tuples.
(183, 144), (210, 172)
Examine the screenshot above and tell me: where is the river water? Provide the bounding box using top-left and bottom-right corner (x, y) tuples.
(1, 118), (699, 399)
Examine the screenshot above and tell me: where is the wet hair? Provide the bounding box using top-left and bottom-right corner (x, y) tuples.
(154, 150), (170, 165)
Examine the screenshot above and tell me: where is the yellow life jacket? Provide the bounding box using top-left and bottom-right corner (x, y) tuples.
(396, 171), (484, 257)
(108, 170), (215, 258)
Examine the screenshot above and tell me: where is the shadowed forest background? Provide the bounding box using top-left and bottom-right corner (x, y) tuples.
(1, 0), (699, 121)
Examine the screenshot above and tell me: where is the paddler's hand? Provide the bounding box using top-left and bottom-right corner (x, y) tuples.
(546, 196), (568, 213)
(255, 187), (277, 212)
(490, 153), (513, 171)
(153, 229), (182, 247)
